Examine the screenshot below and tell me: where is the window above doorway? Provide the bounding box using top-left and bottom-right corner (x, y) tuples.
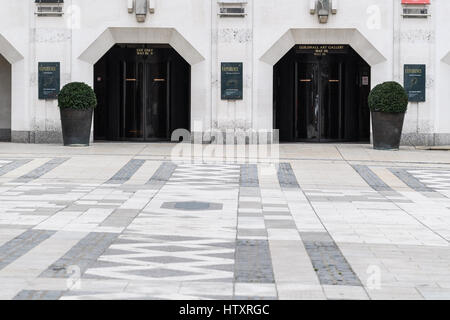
(35, 0), (64, 17)
(401, 0), (431, 18)
(218, 1), (247, 18)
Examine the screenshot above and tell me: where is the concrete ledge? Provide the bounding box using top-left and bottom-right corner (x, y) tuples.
(11, 131), (34, 143)
(401, 133), (450, 147)
(416, 146), (450, 151)
(11, 131), (62, 144)
(35, 131), (63, 144)
(7, 130), (450, 147)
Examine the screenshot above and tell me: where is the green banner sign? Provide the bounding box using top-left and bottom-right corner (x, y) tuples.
(404, 64), (426, 102)
(38, 62), (60, 100)
(221, 62), (243, 100)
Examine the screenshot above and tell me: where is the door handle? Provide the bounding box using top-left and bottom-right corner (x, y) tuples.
(153, 78), (166, 82)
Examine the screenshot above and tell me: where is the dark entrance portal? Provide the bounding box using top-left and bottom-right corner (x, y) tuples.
(274, 45), (371, 142)
(94, 44), (190, 141)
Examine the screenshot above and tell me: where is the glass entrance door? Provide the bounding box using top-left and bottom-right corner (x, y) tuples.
(320, 57), (343, 141)
(121, 58), (168, 141)
(296, 57), (344, 142)
(296, 62), (319, 141)
(122, 60), (143, 139)
(145, 62), (168, 140)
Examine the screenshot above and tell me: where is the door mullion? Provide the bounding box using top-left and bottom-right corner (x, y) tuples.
(143, 62), (147, 141)
(167, 60), (171, 140)
(317, 62), (321, 143)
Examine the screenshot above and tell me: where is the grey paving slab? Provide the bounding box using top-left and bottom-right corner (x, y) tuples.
(240, 164), (259, 187)
(0, 159), (32, 177)
(307, 195), (392, 203)
(100, 209), (140, 228)
(106, 159), (145, 184)
(161, 201), (223, 211)
(234, 240), (275, 283)
(277, 163), (300, 189)
(13, 290), (65, 300)
(262, 211), (291, 216)
(301, 232), (362, 287)
(39, 232), (119, 278)
(389, 168), (435, 192)
(238, 212), (264, 217)
(0, 230), (56, 270)
(15, 158), (69, 182)
(352, 165), (395, 192)
(146, 162), (177, 187)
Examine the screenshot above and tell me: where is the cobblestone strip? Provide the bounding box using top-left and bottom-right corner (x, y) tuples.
(277, 163), (300, 189)
(234, 239), (275, 283)
(146, 162), (177, 188)
(39, 232), (119, 278)
(352, 165), (394, 192)
(234, 165), (275, 298)
(13, 290), (65, 300)
(389, 168), (435, 192)
(106, 159), (145, 184)
(0, 159), (32, 177)
(15, 158), (70, 182)
(300, 232), (362, 286)
(240, 164), (259, 187)
(0, 230), (56, 270)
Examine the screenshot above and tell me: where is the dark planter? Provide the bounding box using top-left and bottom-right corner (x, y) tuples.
(371, 111), (405, 150)
(60, 108), (93, 146)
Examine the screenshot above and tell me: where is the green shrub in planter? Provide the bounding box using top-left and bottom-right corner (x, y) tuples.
(58, 82), (97, 146)
(368, 81), (409, 150)
(368, 81), (408, 113)
(58, 82), (97, 110)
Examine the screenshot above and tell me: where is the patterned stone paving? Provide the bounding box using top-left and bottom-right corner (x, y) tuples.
(0, 151), (450, 300)
(0, 159), (32, 177)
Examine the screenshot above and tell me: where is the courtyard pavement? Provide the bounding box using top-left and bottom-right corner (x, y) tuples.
(0, 142), (450, 300)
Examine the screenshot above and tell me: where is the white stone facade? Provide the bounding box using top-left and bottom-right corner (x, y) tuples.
(0, 0), (449, 145)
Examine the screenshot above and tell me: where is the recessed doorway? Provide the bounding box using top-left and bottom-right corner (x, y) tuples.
(274, 45), (371, 142)
(94, 44), (190, 142)
(0, 54), (11, 142)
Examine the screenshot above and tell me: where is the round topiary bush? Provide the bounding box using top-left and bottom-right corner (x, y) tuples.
(368, 81), (408, 113)
(58, 82), (97, 110)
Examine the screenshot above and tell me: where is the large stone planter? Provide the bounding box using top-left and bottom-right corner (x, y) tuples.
(60, 108), (93, 146)
(371, 111), (405, 150)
